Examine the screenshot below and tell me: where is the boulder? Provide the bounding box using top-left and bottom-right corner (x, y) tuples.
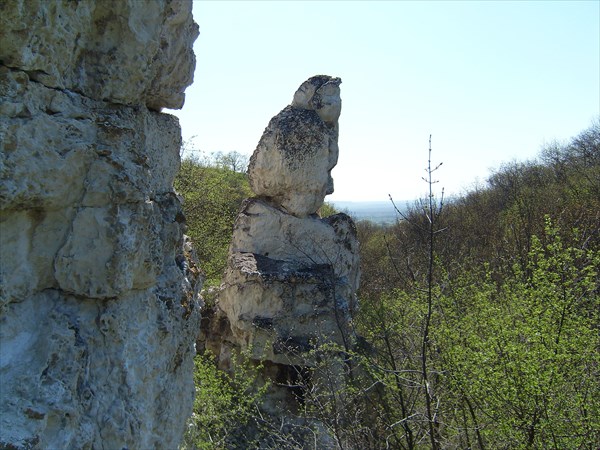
(219, 199), (360, 367)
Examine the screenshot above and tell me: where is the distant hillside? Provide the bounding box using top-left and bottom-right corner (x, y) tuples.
(330, 200), (409, 224)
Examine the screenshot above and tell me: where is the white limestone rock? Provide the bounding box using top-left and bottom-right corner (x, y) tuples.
(218, 199), (359, 365)
(248, 75), (341, 218)
(292, 75), (342, 126)
(0, 0), (198, 110)
(229, 198), (359, 290)
(0, 67), (185, 303)
(0, 289), (200, 449)
(0, 1), (201, 448)
(209, 79), (361, 437)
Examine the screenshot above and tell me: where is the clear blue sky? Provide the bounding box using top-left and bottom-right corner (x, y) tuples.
(171, 0), (600, 202)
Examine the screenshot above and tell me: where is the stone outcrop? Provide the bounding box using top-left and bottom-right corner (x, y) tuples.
(206, 76), (360, 424)
(0, 1), (201, 448)
(0, 0), (195, 110)
(248, 76), (342, 218)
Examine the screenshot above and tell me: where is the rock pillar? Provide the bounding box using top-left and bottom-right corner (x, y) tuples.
(0, 1), (201, 448)
(207, 76), (360, 425)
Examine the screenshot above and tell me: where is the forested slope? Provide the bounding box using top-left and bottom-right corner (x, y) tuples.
(177, 122), (599, 449)
(352, 121), (599, 449)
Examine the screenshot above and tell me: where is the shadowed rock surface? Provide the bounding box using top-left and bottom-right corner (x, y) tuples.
(0, 1), (201, 448)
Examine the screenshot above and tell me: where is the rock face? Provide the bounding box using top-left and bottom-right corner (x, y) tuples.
(208, 76), (360, 421)
(248, 76), (342, 218)
(0, 0), (196, 110)
(0, 1), (201, 448)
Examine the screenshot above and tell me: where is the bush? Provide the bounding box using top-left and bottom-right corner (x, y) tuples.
(182, 351), (268, 450)
(175, 153), (251, 286)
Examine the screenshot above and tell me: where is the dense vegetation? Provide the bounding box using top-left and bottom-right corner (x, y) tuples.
(175, 149), (251, 287)
(178, 122), (599, 449)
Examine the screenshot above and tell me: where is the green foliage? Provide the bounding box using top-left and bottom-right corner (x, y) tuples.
(354, 289), (428, 448)
(355, 222), (400, 300)
(175, 153), (251, 286)
(345, 123), (600, 448)
(182, 351), (268, 450)
(346, 221), (599, 448)
(357, 121), (600, 296)
(435, 219), (599, 447)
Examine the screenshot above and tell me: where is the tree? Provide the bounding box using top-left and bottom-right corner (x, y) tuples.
(182, 351), (269, 449)
(212, 151), (250, 173)
(351, 124), (599, 448)
(179, 123), (600, 449)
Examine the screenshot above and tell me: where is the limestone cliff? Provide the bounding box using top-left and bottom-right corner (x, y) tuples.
(0, 1), (201, 448)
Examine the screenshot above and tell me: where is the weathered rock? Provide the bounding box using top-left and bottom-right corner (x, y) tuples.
(219, 199), (360, 367)
(0, 0), (198, 110)
(248, 76), (341, 218)
(208, 76), (360, 437)
(0, 1), (201, 448)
